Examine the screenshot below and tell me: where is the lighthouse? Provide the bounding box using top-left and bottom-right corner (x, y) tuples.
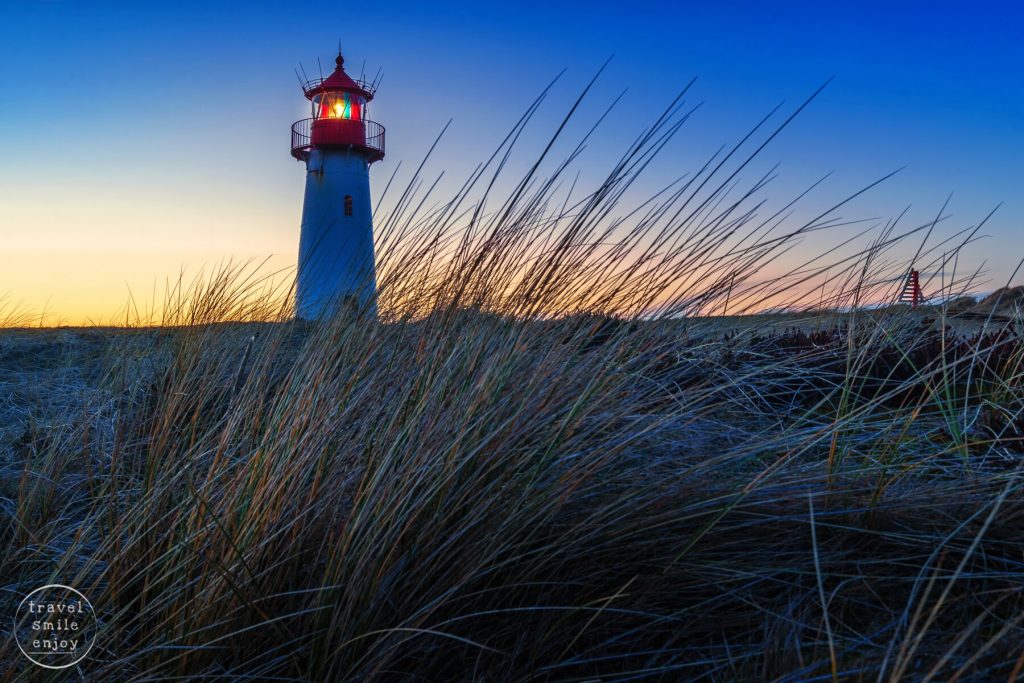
(291, 51), (385, 319)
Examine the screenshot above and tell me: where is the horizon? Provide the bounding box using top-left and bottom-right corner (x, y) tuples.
(2, 1), (1021, 325)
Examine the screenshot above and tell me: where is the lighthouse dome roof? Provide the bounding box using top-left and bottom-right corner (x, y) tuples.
(303, 54), (375, 101)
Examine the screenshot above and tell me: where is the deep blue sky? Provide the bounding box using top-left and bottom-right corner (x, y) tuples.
(1, 1), (1021, 321)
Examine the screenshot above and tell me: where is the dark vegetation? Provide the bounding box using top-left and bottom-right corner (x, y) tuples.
(1, 76), (1022, 681)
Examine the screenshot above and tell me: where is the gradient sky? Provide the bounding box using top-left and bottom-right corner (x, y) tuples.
(1, 0), (1021, 324)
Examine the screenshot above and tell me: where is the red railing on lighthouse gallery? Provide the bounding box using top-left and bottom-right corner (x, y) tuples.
(300, 76), (378, 101)
(290, 118), (385, 162)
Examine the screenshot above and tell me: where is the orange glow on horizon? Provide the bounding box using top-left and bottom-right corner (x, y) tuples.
(0, 250), (295, 327)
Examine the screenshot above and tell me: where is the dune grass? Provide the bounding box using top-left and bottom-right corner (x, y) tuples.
(1, 79), (1022, 681)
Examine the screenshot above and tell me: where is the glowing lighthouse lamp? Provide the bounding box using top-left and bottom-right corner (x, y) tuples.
(291, 52), (385, 319)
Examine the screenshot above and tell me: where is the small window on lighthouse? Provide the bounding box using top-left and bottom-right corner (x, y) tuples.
(344, 195), (353, 216)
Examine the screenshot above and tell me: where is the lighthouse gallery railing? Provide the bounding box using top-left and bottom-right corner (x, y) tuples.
(290, 118), (385, 161)
(300, 77), (378, 100)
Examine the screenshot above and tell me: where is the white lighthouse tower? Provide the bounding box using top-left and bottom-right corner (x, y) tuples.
(291, 51), (385, 319)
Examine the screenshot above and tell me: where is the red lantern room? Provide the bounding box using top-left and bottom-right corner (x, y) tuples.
(290, 53), (385, 163)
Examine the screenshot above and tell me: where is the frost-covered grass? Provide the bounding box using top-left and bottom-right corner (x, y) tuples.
(1, 78), (1021, 681)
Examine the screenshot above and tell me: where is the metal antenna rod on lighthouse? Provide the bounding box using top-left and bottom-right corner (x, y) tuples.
(289, 48), (385, 320)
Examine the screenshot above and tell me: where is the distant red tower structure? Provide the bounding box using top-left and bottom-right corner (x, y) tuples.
(899, 268), (924, 308)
